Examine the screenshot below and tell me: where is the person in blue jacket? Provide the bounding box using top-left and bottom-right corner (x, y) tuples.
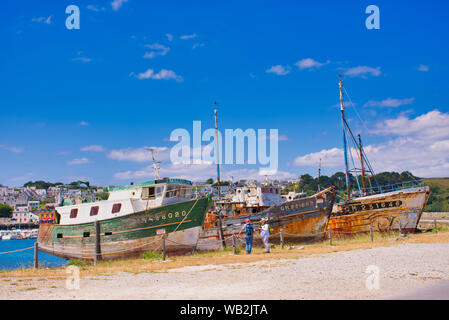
(238, 218), (254, 254)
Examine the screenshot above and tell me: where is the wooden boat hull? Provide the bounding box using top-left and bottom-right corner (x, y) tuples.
(197, 187), (336, 250)
(37, 197), (212, 261)
(329, 186), (430, 236)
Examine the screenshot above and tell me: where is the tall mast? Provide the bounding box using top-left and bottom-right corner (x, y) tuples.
(339, 75), (351, 200)
(146, 147), (161, 180)
(317, 158), (321, 192)
(358, 134), (366, 195)
(214, 101), (221, 199)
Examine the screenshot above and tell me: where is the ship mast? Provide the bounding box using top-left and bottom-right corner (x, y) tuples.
(146, 147), (161, 180)
(339, 75), (351, 200)
(214, 101), (221, 199)
(358, 134), (366, 195)
(317, 158), (321, 192)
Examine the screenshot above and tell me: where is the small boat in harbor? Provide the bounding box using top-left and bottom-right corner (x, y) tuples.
(328, 77), (430, 235)
(37, 153), (213, 261)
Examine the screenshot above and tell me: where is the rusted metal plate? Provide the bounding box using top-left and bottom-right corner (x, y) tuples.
(328, 186), (430, 236)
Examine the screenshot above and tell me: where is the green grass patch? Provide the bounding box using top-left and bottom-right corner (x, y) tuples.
(67, 259), (90, 267)
(141, 250), (163, 260)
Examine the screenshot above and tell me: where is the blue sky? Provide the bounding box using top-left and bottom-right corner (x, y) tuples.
(1, 0), (449, 186)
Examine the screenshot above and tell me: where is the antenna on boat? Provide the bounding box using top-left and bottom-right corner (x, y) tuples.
(146, 147), (161, 180)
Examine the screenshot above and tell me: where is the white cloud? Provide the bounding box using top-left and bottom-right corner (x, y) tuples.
(108, 147), (169, 162)
(81, 145), (105, 152)
(111, 0), (128, 11)
(87, 5), (106, 12)
(32, 16), (52, 24)
(79, 121), (89, 126)
(417, 64), (429, 72)
(0, 145), (23, 153)
(295, 58), (329, 70)
(72, 57), (92, 63)
(143, 43), (170, 59)
(266, 65), (290, 76)
(166, 33), (173, 42)
(364, 97), (415, 108)
(294, 148), (343, 167)
(372, 109), (449, 139)
(294, 110), (449, 177)
(9, 173), (33, 182)
(114, 163), (295, 182)
(180, 33), (197, 40)
(134, 69), (183, 82)
(344, 66), (382, 78)
(67, 158), (89, 165)
(192, 43), (205, 50)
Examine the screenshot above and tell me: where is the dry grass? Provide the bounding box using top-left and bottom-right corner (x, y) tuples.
(1, 230), (448, 279)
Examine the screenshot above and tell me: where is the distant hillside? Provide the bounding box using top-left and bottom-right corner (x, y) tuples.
(422, 178), (449, 212)
(422, 178), (449, 189)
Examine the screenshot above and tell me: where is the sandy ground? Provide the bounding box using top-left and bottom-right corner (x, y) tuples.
(1, 242), (449, 300)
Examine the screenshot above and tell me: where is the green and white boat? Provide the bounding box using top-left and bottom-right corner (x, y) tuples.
(37, 178), (212, 261)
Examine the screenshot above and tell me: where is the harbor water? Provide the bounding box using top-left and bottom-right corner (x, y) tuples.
(0, 239), (68, 271)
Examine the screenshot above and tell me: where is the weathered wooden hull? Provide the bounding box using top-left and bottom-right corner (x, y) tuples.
(329, 186), (430, 236)
(197, 188), (336, 250)
(37, 197), (212, 261)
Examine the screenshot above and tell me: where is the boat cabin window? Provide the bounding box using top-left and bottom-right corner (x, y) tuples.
(142, 186), (156, 199)
(112, 203), (122, 214)
(166, 185), (180, 198)
(90, 206), (99, 216)
(70, 208), (78, 219)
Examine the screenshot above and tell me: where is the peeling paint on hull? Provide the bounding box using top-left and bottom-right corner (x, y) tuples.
(197, 188), (336, 250)
(329, 186), (430, 236)
(37, 197), (212, 261)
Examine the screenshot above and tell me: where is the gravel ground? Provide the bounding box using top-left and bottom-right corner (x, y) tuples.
(1, 243), (449, 300)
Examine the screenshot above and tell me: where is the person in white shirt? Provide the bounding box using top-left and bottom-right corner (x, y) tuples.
(259, 218), (270, 253)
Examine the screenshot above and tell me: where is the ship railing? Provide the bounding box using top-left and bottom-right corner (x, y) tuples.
(357, 180), (425, 197)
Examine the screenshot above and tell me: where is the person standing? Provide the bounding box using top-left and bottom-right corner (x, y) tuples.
(259, 218), (270, 253)
(239, 218), (254, 254)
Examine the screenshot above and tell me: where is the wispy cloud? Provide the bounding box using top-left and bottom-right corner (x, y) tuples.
(31, 16), (52, 25)
(364, 97), (415, 108)
(133, 69), (183, 82)
(344, 66), (382, 78)
(192, 43), (205, 50)
(72, 52), (91, 63)
(0, 145), (23, 153)
(67, 158), (89, 165)
(180, 33), (197, 40)
(143, 43), (170, 59)
(81, 145), (105, 152)
(266, 65), (290, 76)
(294, 110), (449, 177)
(79, 121), (89, 126)
(87, 5), (106, 12)
(295, 58), (329, 70)
(166, 33), (173, 42)
(111, 0), (128, 11)
(72, 57), (92, 63)
(108, 147), (169, 162)
(417, 64), (429, 72)
(9, 173), (33, 182)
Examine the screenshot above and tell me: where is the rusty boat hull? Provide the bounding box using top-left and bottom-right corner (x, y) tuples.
(37, 197), (212, 261)
(329, 186), (430, 235)
(197, 187), (336, 250)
